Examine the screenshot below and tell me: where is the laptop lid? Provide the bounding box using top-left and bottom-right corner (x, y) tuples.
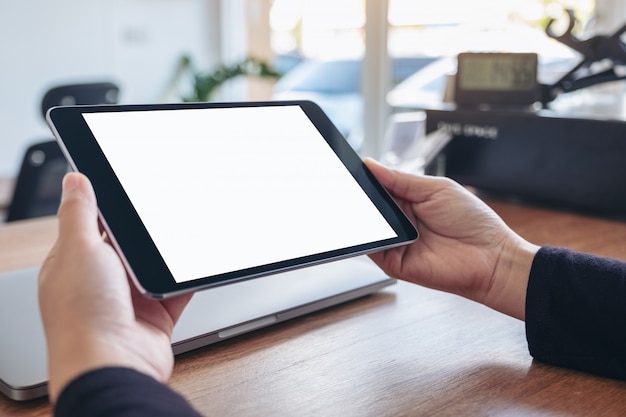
(0, 256), (393, 401)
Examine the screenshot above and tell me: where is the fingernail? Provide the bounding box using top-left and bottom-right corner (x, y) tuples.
(62, 173), (81, 193)
(364, 157), (384, 168)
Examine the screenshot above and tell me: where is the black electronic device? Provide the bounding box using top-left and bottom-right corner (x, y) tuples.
(425, 108), (626, 218)
(455, 52), (539, 107)
(47, 100), (418, 298)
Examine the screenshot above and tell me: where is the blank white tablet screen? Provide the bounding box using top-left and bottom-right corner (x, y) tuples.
(82, 105), (397, 283)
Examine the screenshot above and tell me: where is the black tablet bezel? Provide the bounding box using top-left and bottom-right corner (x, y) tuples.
(47, 100), (418, 298)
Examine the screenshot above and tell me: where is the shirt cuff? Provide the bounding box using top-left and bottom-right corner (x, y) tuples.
(55, 367), (201, 417)
(526, 246), (626, 380)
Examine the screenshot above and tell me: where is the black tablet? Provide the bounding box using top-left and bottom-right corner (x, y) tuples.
(46, 100), (418, 298)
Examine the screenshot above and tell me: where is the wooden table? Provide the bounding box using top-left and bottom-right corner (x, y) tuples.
(2, 200), (626, 416)
(0, 177), (15, 222)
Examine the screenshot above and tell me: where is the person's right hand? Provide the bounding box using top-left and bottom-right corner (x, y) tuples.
(38, 173), (193, 403)
(364, 159), (539, 320)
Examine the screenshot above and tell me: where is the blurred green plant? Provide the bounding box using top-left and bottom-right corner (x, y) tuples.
(175, 55), (281, 102)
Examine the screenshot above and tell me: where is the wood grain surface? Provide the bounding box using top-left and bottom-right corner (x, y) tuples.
(1, 198), (626, 416)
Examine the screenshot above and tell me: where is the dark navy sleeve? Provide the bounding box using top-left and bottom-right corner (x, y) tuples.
(54, 367), (203, 417)
(526, 246), (626, 380)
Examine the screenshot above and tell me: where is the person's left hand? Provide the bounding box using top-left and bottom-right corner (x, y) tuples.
(38, 172), (193, 403)
(364, 159), (538, 320)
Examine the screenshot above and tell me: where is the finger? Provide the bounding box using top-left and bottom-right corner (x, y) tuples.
(162, 293), (194, 326)
(364, 158), (454, 203)
(57, 172), (100, 242)
(130, 278), (193, 335)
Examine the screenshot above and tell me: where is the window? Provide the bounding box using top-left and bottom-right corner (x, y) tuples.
(268, 0), (596, 158)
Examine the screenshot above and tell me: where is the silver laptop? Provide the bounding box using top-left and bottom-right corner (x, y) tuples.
(0, 256), (394, 401)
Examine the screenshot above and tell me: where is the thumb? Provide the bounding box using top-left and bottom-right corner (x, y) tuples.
(365, 157), (455, 204)
(364, 158), (407, 197)
(57, 172), (100, 242)
(364, 157), (395, 186)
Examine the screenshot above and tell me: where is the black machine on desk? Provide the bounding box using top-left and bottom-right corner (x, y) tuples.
(424, 108), (626, 217)
(421, 10), (626, 218)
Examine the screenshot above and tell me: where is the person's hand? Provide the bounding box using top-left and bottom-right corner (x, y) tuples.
(38, 172), (193, 403)
(364, 159), (539, 320)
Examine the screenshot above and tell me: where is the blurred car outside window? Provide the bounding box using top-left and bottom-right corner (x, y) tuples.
(271, 56), (439, 150)
(386, 24), (581, 111)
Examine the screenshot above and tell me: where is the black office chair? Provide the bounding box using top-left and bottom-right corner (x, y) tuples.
(5, 82), (120, 222)
(40, 81), (119, 117)
(5, 141), (68, 222)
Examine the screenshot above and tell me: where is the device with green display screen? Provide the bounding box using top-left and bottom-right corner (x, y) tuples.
(454, 52), (539, 107)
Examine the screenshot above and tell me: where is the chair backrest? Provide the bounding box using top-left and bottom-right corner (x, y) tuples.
(40, 81), (119, 117)
(5, 141), (68, 222)
(5, 81), (120, 222)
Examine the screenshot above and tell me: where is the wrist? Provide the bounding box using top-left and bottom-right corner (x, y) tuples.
(47, 341), (129, 402)
(482, 236), (540, 320)
(46, 331), (173, 403)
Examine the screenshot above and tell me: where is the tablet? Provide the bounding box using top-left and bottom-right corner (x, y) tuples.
(46, 100), (418, 298)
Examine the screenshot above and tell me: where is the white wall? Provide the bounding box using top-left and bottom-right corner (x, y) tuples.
(0, 0), (220, 177)
(590, 0), (626, 34)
